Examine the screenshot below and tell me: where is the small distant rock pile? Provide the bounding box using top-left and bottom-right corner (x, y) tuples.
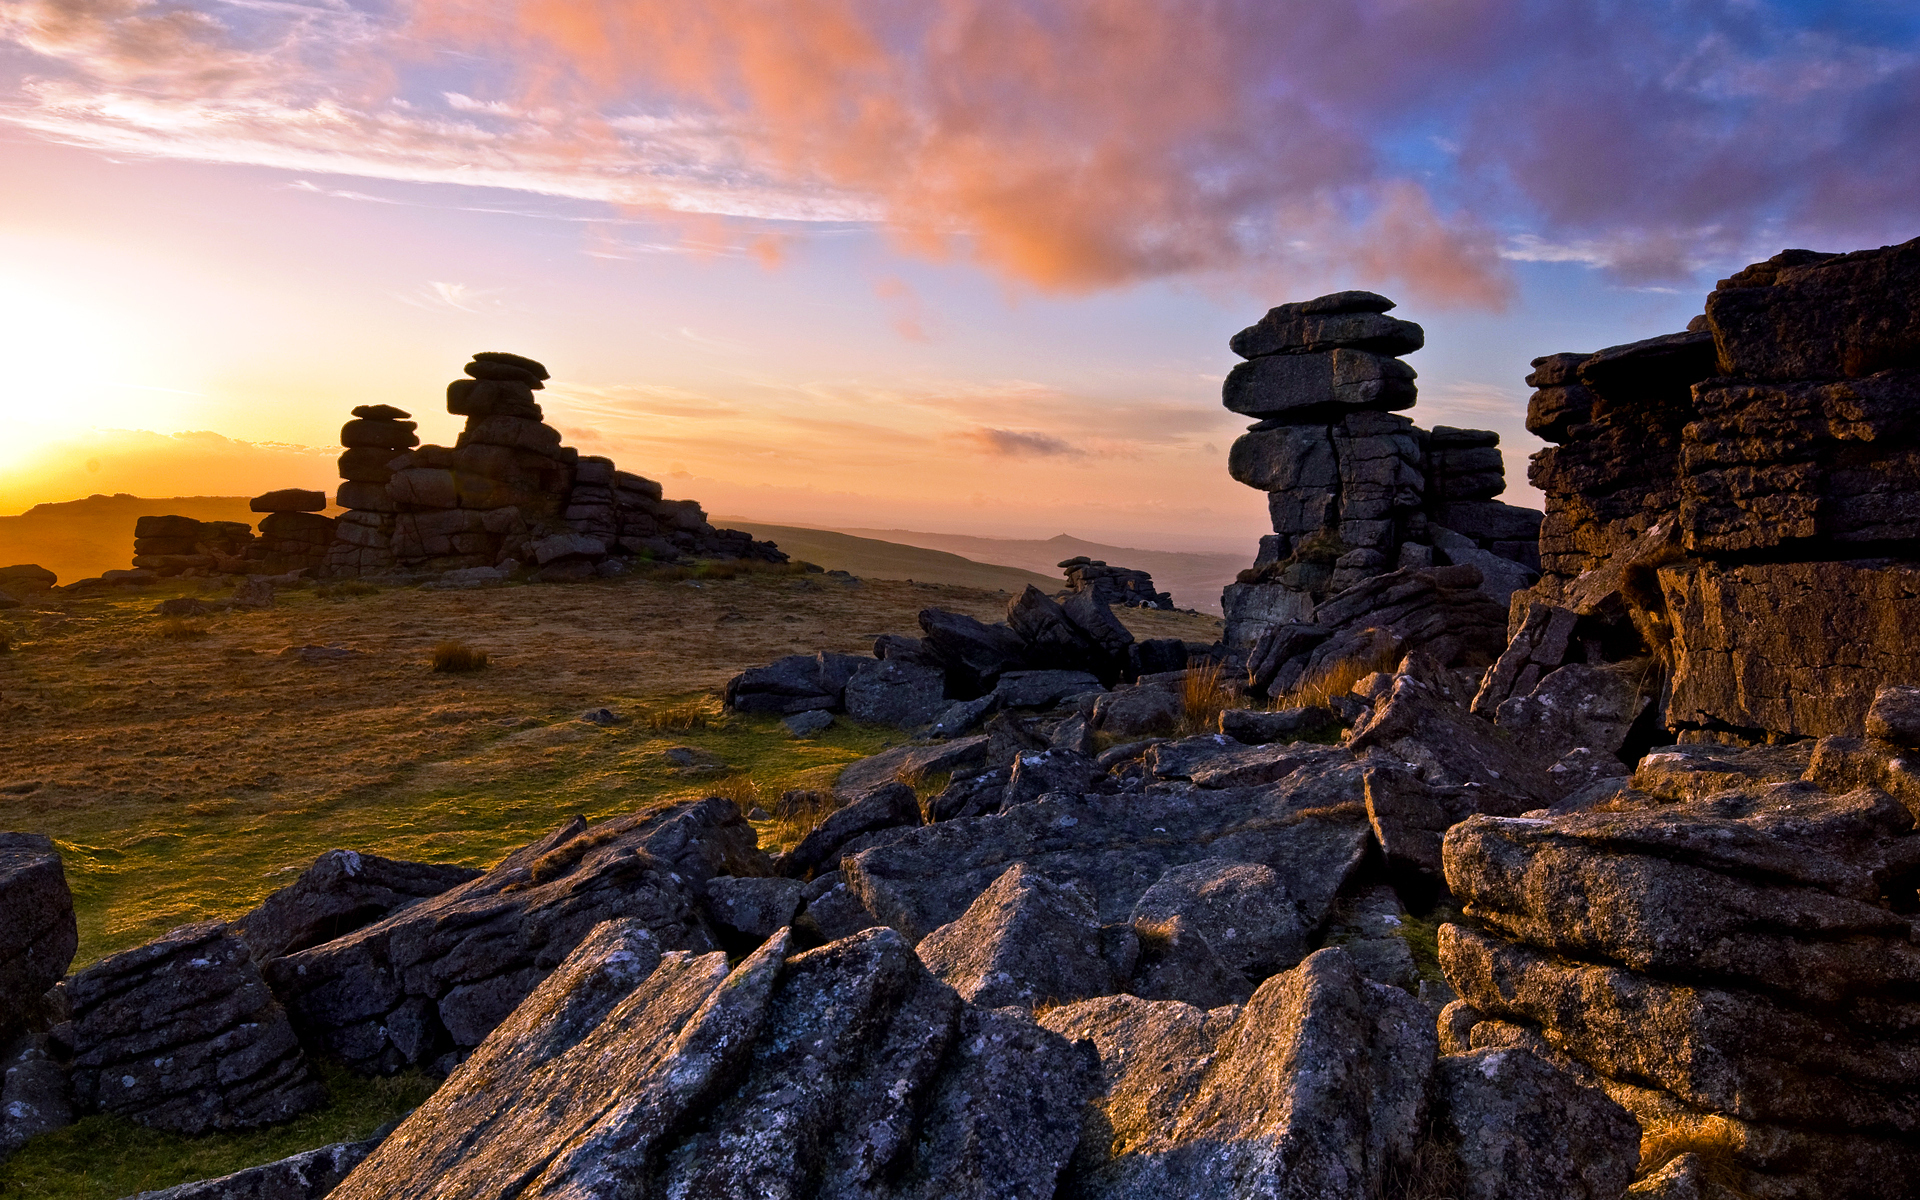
(1219, 290), (1542, 653)
(326, 352), (783, 579)
(1058, 555), (1173, 609)
(129, 515), (256, 576)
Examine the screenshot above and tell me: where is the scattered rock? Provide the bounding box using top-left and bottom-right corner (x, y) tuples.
(579, 707), (621, 726)
(702, 875), (805, 945)
(779, 781), (922, 880)
(782, 708), (834, 737)
(844, 658), (948, 728)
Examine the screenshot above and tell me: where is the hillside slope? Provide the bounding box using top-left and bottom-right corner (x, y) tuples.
(0, 494), (305, 585)
(719, 522), (1060, 594)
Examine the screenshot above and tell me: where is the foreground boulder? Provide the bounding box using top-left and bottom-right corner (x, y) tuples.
(1440, 736), (1920, 1199)
(0, 833), (77, 1034)
(66, 922), (323, 1134)
(915, 864), (1117, 1008)
(333, 921), (1093, 1199)
(266, 798), (764, 1072)
(1040, 946), (1436, 1199)
(1434, 1047), (1639, 1200)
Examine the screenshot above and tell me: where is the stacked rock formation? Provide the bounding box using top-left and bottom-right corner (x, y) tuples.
(1219, 291), (1543, 651)
(1508, 236), (1920, 742)
(1058, 556), (1173, 609)
(129, 515), (256, 576)
(326, 353), (782, 579)
(248, 488), (334, 575)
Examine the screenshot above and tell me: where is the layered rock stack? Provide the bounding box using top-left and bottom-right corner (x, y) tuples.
(1058, 556), (1173, 609)
(129, 515), (256, 576)
(1219, 290), (1543, 655)
(324, 353), (783, 579)
(1504, 236), (1920, 742)
(248, 488), (334, 575)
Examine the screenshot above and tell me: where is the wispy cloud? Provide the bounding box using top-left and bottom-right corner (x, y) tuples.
(959, 428), (1083, 458)
(395, 280), (508, 313)
(4, 0), (1918, 303)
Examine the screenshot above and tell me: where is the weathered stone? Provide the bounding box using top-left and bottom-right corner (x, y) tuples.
(779, 781), (921, 881)
(1217, 704), (1338, 744)
(702, 875), (805, 945)
(725, 653), (839, 715)
(1126, 914), (1252, 1008)
(232, 849), (481, 962)
(783, 708), (834, 736)
(1866, 683), (1920, 748)
(67, 923), (323, 1134)
(1661, 559), (1920, 740)
(1435, 1047), (1640, 1200)
(1130, 859), (1312, 980)
(249, 489), (326, 514)
(1493, 660), (1651, 763)
(1230, 303), (1425, 359)
(340, 418), (418, 450)
(0, 833), (76, 1035)
(916, 864), (1115, 1008)
(267, 800), (761, 1071)
(1222, 349), (1417, 418)
(1045, 946), (1436, 1200)
(919, 607), (1030, 695)
(844, 658), (948, 728)
(846, 783), (1371, 943)
(339, 919), (1090, 1200)
(1705, 238), (1920, 381)
(0, 1029), (71, 1160)
(833, 736), (990, 804)
(1091, 684), (1182, 737)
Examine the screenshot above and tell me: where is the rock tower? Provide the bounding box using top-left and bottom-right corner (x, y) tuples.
(1220, 291), (1543, 650)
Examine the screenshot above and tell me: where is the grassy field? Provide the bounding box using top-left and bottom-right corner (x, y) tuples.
(718, 522), (1064, 594)
(0, 566), (1222, 1197)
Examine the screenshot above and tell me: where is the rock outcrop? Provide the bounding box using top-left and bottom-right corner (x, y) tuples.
(1219, 291), (1543, 650)
(327, 354), (783, 578)
(1439, 734), (1920, 1199)
(1512, 237), (1920, 742)
(231, 849), (483, 962)
(265, 798), (764, 1073)
(123, 1135), (384, 1200)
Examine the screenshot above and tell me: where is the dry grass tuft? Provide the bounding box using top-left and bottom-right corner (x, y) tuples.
(1375, 1126), (1469, 1200)
(1133, 917), (1178, 952)
(643, 697), (717, 732)
(1269, 640), (1401, 711)
(1635, 1116), (1756, 1196)
(155, 617), (209, 640)
(428, 639), (490, 673)
(707, 772), (764, 813)
(766, 787), (834, 852)
(1180, 658), (1247, 735)
(315, 581), (381, 599)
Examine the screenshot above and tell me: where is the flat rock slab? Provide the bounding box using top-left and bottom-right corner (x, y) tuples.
(335, 921), (1091, 1200)
(846, 783), (1371, 943)
(67, 922), (323, 1135)
(833, 735), (989, 803)
(266, 798), (762, 1072)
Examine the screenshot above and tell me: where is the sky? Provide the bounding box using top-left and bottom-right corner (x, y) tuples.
(0, 0), (1916, 553)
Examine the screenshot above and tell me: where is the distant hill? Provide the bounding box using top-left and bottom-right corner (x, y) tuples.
(719, 523), (1060, 594)
(823, 528), (1248, 614)
(0, 494), (300, 585)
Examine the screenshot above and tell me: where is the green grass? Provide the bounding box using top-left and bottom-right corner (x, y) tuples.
(38, 696), (899, 971)
(1397, 901), (1464, 986)
(0, 1062), (434, 1199)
